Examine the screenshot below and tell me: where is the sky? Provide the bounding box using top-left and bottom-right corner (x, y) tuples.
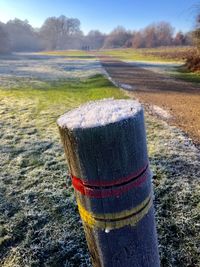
(0, 0), (199, 33)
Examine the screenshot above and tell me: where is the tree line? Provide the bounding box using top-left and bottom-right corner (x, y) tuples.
(0, 15), (192, 54)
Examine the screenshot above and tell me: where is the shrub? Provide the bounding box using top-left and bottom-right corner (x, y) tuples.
(185, 49), (200, 72)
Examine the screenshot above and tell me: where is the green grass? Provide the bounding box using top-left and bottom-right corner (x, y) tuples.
(171, 67), (200, 83)
(98, 47), (191, 63)
(39, 47), (192, 63)
(0, 74), (127, 132)
(0, 74), (127, 266)
(39, 50), (96, 60)
(0, 74), (126, 109)
(98, 48), (162, 61)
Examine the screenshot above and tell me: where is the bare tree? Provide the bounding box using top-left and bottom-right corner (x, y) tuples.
(173, 31), (186, 45)
(131, 32), (144, 48)
(39, 16), (82, 50)
(0, 23), (10, 54)
(6, 18), (40, 52)
(184, 32), (193, 45)
(103, 26), (132, 48)
(155, 22), (174, 46)
(131, 22), (174, 48)
(0, 16), (190, 52)
(85, 30), (105, 50)
(143, 25), (157, 48)
(192, 14), (200, 50)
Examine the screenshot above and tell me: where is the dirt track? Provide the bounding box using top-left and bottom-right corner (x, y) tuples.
(100, 58), (200, 145)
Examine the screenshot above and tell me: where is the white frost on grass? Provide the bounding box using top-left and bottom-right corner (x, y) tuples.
(152, 105), (172, 119)
(57, 99), (142, 129)
(102, 67), (136, 91)
(0, 77), (199, 266)
(119, 83), (133, 90)
(0, 53), (104, 87)
(126, 61), (181, 76)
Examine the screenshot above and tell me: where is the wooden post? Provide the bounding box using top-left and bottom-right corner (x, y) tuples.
(57, 99), (160, 267)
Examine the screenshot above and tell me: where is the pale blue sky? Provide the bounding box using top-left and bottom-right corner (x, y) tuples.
(0, 0), (198, 33)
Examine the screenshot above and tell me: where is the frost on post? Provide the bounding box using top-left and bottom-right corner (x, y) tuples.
(57, 99), (160, 267)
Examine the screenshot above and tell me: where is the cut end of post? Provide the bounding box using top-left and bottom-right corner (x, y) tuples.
(57, 98), (142, 129)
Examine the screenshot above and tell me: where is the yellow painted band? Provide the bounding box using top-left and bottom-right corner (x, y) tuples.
(77, 193), (152, 230)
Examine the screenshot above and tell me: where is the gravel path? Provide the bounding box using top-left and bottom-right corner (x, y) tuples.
(125, 61), (181, 75)
(100, 58), (200, 145)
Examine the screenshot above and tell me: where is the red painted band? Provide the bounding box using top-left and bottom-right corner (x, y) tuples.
(71, 163), (149, 187)
(71, 165), (150, 198)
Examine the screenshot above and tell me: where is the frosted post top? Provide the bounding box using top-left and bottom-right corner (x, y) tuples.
(57, 99), (142, 129)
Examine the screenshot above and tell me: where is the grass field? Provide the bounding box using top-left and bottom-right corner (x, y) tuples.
(0, 74), (126, 267)
(97, 46), (193, 63)
(40, 47), (193, 64)
(0, 53), (199, 267)
(172, 66), (200, 83)
(39, 50), (96, 60)
(40, 50), (90, 56)
(0, 74), (124, 129)
(40, 47), (200, 85)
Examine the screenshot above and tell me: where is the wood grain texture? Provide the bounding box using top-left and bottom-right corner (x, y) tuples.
(58, 102), (160, 267)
